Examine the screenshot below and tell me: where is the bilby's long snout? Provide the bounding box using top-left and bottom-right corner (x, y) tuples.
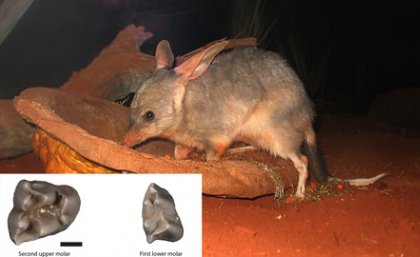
(121, 129), (145, 147)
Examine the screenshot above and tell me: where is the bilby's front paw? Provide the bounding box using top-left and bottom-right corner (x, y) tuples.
(174, 145), (193, 160)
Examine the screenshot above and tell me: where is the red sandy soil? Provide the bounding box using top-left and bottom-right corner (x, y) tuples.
(1, 113), (419, 257)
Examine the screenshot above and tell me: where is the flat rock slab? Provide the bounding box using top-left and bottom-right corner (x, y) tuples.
(13, 87), (298, 198)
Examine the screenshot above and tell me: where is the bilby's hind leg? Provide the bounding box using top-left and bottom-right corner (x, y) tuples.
(242, 121), (310, 198)
(290, 154), (309, 198)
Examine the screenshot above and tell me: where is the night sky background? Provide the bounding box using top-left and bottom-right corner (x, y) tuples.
(1, 0), (419, 113)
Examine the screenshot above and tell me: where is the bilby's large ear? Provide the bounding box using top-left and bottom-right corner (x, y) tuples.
(175, 41), (229, 80)
(155, 40), (174, 70)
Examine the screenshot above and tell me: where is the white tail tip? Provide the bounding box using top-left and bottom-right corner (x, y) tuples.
(346, 173), (388, 186)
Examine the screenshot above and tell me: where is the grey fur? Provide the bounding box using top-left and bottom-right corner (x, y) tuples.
(124, 42), (327, 197)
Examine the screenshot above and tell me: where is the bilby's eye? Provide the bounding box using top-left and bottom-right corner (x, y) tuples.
(144, 111), (155, 121)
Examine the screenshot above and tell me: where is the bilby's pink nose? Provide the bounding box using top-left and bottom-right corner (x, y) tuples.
(121, 130), (144, 147)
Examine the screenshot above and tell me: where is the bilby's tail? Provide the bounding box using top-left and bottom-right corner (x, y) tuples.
(302, 128), (329, 184)
(302, 128), (388, 186)
(329, 173), (388, 186)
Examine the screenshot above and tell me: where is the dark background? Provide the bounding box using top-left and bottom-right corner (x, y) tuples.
(1, 0), (419, 113)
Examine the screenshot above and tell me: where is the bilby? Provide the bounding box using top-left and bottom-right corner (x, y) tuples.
(123, 40), (385, 198)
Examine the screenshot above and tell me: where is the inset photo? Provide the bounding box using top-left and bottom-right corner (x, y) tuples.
(0, 174), (202, 257)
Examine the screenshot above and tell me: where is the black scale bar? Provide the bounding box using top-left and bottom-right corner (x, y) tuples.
(60, 242), (83, 247)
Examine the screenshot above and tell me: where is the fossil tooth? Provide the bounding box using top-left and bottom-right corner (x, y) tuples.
(8, 180), (81, 245)
(142, 183), (183, 243)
